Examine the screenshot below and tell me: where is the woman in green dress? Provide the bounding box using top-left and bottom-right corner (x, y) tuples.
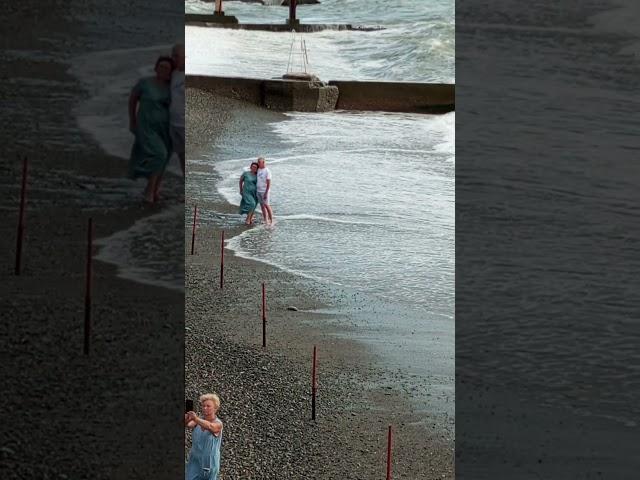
(239, 162), (259, 225)
(128, 56), (174, 203)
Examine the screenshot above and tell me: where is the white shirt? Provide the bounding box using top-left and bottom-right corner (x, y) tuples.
(170, 70), (185, 129)
(256, 167), (272, 193)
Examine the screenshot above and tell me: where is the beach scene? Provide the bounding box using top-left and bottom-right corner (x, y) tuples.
(185, 0), (455, 478)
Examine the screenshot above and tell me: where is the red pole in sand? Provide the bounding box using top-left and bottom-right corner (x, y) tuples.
(312, 345), (317, 421)
(190, 205), (197, 255)
(219, 230), (225, 289)
(386, 425), (393, 480)
(262, 282), (266, 348)
(15, 156), (28, 275)
(84, 218), (93, 356)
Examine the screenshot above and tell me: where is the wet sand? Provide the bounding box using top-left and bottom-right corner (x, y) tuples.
(185, 88), (454, 478)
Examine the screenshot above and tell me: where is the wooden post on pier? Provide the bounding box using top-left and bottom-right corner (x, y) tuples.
(289, 0), (298, 27)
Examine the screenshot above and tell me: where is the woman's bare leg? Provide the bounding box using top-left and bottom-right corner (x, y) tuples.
(143, 177), (155, 203)
(153, 173), (163, 203)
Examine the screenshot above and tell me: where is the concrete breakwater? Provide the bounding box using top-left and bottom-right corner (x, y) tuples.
(185, 14), (383, 32)
(329, 80), (454, 113)
(186, 74), (455, 114)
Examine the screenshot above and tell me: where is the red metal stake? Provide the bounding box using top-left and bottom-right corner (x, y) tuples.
(386, 425), (393, 480)
(312, 345), (317, 421)
(191, 205), (197, 255)
(15, 156), (28, 275)
(262, 282), (266, 348)
(219, 230), (225, 289)
(84, 218), (93, 356)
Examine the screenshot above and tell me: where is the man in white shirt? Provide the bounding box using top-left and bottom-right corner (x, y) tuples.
(256, 157), (274, 224)
(170, 43), (185, 176)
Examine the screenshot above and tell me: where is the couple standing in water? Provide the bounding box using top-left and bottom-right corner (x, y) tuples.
(127, 43), (185, 204)
(239, 157), (274, 225)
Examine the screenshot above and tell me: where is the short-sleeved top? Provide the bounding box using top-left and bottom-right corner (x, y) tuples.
(256, 167), (272, 193)
(170, 70), (185, 129)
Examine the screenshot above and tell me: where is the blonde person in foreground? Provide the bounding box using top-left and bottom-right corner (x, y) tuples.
(185, 393), (224, 480)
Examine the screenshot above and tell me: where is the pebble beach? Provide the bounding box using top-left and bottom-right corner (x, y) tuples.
(184, 87), (454, 479)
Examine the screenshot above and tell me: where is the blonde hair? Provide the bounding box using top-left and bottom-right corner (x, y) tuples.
(199, 393), (221, 411)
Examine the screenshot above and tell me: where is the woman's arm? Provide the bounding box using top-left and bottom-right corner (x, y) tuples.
(185, 413), (197, 430)
(239, 174), (244, 195)
(194, 416), (223, 437)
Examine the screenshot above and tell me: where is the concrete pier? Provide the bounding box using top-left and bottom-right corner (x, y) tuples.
(187, 75), (455, 114)
(186, 13), (239, 25)
(187, 75), (338, 112)
(185, 14), (382, 32)
(328, 81), (454, 114)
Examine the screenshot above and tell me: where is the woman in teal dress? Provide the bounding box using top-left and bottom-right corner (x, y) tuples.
(239, 162), (259, 225)
(185, 393), (224, 480)
(128, 56), (174, 203)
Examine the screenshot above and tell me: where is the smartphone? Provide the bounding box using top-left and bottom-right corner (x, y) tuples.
(185, 399), (194, 413)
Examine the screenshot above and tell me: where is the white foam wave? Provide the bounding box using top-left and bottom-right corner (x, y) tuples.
(276, 213), (379, 226)
(225, 228), (341, 286)
(95, 204), (184, 291)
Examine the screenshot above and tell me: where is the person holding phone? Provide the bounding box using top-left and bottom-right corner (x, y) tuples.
(185, 393), (224, 480)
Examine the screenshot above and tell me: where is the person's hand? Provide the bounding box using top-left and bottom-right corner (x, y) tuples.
(186, 411), (197, 422)
(240, 189), (243, 196)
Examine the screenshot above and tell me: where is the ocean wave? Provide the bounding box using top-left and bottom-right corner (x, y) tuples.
(95, 205), (184, 291)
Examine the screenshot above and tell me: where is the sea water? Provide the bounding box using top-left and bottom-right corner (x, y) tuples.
(456, 0), (640, 429)
(185, 0), (454, 83)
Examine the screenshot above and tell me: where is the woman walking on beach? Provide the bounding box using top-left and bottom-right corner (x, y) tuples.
(239, 162), (259, 225)
(128, 55), (174, 204)
(185, 393), (224, 480)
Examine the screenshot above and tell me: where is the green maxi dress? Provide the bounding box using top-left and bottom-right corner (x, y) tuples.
(128, 77), (172, 179)
(239, 171), (258, 215)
